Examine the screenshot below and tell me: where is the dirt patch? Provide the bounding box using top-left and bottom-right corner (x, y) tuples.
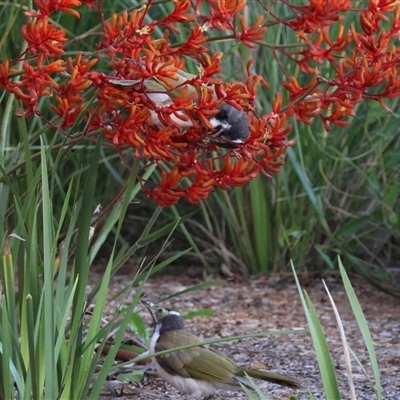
(96, 272), (400, 400)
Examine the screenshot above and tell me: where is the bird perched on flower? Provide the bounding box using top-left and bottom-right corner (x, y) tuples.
(109, 61), (250, 148)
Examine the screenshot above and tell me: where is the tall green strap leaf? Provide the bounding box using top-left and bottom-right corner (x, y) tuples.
(291, 262), (341, 400)
(40, 138), (57, 398)
(339, 259), (382, 399)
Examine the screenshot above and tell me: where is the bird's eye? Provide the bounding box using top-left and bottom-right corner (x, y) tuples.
(216, 109), (228, 119)
(157, 308), (163, 314)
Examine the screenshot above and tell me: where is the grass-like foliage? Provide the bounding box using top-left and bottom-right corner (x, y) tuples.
(0, 132), (194, 398)
(240, 258), (384, 400)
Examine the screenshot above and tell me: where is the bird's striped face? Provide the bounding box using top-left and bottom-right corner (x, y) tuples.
(209, 103), (250, 147)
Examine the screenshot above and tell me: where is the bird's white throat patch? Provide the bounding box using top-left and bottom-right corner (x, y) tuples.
(148, 322), (225, 397)
(209, 116), (232, 130)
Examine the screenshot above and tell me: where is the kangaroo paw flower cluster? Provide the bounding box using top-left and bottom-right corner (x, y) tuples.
(1, 0), (399, 206)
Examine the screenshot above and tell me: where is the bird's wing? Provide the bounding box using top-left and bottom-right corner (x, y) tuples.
(152, 64), (219, 103)
(110, 65), (219, 118)
(109, 75), (190, 106)
(155, 331), (238, 383)
(155, 331), (200, 378)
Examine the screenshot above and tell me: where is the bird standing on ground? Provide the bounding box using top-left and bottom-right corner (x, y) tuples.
(141, 300), (301, 398)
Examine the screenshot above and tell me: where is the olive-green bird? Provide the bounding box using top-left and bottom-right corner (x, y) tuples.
(142, 301), (301, 397)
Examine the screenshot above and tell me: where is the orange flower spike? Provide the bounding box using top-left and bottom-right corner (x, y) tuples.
(333, 33), (352, 54)
(126, 133), (142, 151)
(25, 0), (82, 18)
(21, 60), (35, 78)
(128, 6), (147, 29)
(178, 24), (209, 54)
(150, 186), (183, 207)
(20, 56), (63, 94)
(195, 83), (213, 106)
(281, 77), (303, 97)
(41, 58), (66, 75)
(157, 58), (180, 77)
(368, 0), (398, 14)
(160, 168), (181, 189)
(152, 62), (179, 89)
(146, 142), (173, 161)
(69, 53), (98, 74)
(238, 15), (267, 47)
(184, 176), (215, 204)
(50, 96), (83, 127)
(130, 103), (151, 123)
(12, 86), (38, 106)
(356, 34), (378, 57)
(0, 59), (17, 91)
(139, 52), (155, 78)
(104, 11), (121, 33)
(102, 11), (128, 51)
(245, 58), (255, 78)
(69, 66), (93, 91)
(262, 160), (283, 176)
(159, 0), (196, 28)
(203, 51), (223, 69)
(127, 130), (146, 149)
(376, 31), (391, 53)
(226, 81), (251, 101)
(220, 154), (233, 174)
(50, 95), (69, 117)
(272, 92), (283, 114)
(21, 54), (63, 79)
(245, 75), (263, 100)
(231, 158), (252, 176)
(22, 17), (68, 56)
(68, 61), (82, 81)
(172, 85), (196, 108)
(213, 157), (253, 189)
(336, 22), (345, 41)
(206, 0), (245, 29)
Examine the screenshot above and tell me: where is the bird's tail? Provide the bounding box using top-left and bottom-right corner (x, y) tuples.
(238, 368), (301, 389)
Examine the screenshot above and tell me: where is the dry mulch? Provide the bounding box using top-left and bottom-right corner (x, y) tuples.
(94, 271), (400, 400)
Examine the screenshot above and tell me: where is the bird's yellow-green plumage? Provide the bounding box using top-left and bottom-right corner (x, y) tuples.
(155, 330), (238, 381)
(142, 301), (301, 396)
(155, 329), (300, 388)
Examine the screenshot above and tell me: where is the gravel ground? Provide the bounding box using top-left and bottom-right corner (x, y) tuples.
(94, 271), (400, 400)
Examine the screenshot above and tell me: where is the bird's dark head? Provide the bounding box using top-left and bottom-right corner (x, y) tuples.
(209, 103), (250, 147)
(141, 300), (185, 334)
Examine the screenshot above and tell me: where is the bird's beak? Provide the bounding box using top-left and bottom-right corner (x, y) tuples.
(141, 300), (157, 325)
(141, 300), (155, 308)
